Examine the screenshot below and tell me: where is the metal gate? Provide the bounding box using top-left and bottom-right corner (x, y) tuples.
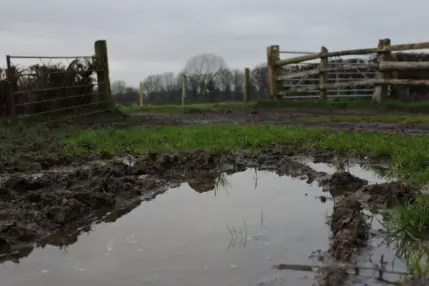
(280, 50), (376, 99)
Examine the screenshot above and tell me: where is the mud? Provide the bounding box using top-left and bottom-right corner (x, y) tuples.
(313, 174), (420, 286)
(399, 278), (429, 285)
(355, 181), (418, 208)
(0, 148), (423, 286)
(0, 149), (420, 285)
(0, 149), (335, 258)
(14, 107), (429, 134)
(321, 172), (369, 197)
(0, 163), (168, 252)
(330, 195), (369, 262)
(127, 108), (429, 134)
(0, 145), (418, 252)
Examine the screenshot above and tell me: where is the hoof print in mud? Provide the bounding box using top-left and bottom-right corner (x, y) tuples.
(322, 172), (368, 196)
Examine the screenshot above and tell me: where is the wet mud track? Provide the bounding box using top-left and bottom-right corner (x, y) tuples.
(0, 146), (420, 285)
(129, 108), (429, 134)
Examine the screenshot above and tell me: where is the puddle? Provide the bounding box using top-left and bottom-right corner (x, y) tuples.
(299, 157), (392, 184)
(0, 164), (410, 286)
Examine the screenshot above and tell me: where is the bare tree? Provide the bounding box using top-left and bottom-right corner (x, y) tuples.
(160, 72), (177, 92)
(216, 68), (233, 92)
(111, 80), (127, 95)
(251, 64), (268, 93)
(142, 74), (164, 95)
(231, 69), (244, 93)
(183, 53), (228, 75)
(175, 72), (185, 90)
(182, 54), (228, 96)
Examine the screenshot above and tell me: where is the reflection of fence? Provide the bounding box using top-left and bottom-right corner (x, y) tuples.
(267, 39), (429, 102)
(1, 40), (112, 120)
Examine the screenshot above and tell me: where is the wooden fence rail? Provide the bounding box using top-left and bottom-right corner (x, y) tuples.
(267, 39), (429, 102)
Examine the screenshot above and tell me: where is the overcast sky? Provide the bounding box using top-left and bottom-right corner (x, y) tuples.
(0, 0), (427, 86)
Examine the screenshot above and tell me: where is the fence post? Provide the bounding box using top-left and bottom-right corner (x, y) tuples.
(94, 40), (113, 107)
(5, 55), (16, 119)
(182, 75), (187, 107)
(267, 45), (280, 100)
(139, 81), (143, 107)
(319, 46), (329, 100)
(243, 67), (249, 102)
(372, 38), (391, 103)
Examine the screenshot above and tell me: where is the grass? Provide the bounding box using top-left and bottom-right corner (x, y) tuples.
(119, 99), (429, 114)
(3, 121), (429, 186)
(387, 196), (429, 235)
(118, 102), (254, 114)
(54, 124), (429, 184)
(384, 196), (429, 276)
(300, 114), (429, 123)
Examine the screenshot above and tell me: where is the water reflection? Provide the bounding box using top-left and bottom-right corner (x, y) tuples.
(0, 169), (333, 286)
(301, 156), (393, 184)
(0, 160), (408, 286)
(384, 232), (429, 277)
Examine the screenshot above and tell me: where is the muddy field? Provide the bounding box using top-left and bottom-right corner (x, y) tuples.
(0, 107), (425, 250)
(107, 108), (429, 134)
(0, 107), (427, 285)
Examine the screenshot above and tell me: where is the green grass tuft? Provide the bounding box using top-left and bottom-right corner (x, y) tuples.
(384, 196), (429, 276)
(387, 196), (429, 235)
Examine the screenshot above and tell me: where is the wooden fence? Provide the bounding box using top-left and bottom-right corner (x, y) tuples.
(267, 39), (429, 102)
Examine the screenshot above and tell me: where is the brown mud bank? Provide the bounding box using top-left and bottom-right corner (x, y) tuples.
(324, 173), (418, 285)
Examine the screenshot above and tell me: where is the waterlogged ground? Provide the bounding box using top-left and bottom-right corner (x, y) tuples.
(0, 164), (410, 286)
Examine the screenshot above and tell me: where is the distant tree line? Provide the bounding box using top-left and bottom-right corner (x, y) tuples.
(112, 54), (268, 106)
(112, 52), (429, 106)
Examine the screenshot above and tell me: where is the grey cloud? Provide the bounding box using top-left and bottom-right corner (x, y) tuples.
(0, 0), (428, 85)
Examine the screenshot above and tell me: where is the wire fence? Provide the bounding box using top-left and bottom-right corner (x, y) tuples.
(0, 40), (113, 122)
